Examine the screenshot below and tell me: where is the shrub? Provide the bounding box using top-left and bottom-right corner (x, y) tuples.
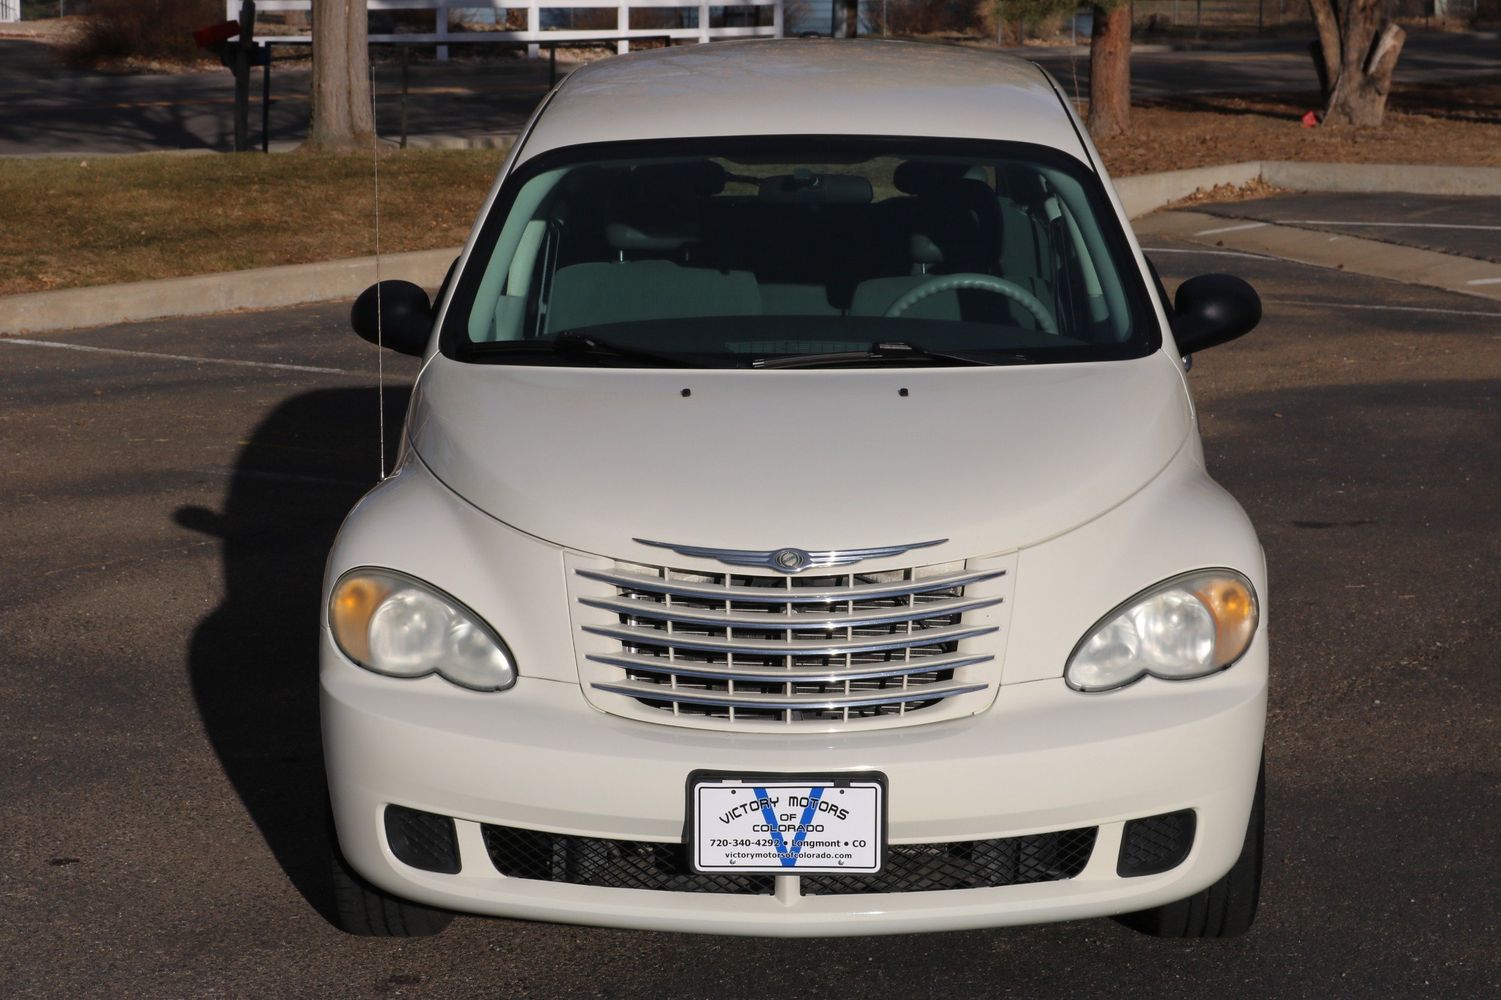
(62, 0), (224, 68)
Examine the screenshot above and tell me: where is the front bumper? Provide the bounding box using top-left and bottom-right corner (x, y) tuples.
(322, 629), (1267, 937)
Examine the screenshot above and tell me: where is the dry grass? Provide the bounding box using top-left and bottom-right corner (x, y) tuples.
(0, 149), (506, 297)
(1095, 77), (1501, 176)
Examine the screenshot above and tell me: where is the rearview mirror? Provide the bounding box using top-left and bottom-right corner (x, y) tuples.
(1172, 274), (1261, 356)
(351, 280), (433, 357)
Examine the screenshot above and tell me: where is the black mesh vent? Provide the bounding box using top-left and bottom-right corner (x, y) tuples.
(802, 828), (1097, 895)
(384, 805), (460, 875)
(482, 825), (1095, 895)
(1118, 809), (1196, 877)
(482, 826), (773, 895)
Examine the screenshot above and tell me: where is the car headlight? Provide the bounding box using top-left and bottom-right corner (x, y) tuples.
(329, 568), (517, 692)
(1065, 569), (1258, 692)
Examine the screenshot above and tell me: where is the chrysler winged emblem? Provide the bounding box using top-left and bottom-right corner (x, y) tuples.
(634, 537), (946, 574)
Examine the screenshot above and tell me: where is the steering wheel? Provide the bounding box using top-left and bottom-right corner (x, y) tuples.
(884, 272), (1058, 335)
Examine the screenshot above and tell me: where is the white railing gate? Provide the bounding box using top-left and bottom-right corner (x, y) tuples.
(234, 1), (783, 59)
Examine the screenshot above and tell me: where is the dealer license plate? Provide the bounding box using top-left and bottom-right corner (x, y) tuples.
(688, 772), (886, 874)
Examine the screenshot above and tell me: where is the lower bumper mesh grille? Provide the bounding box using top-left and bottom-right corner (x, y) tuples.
(803, 827), (1097, 895)
(482, 825), (772, 895)
(1117, 809), (1196, 877)
(481, 825), (1096, 895)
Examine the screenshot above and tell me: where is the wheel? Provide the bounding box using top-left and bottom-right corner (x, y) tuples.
(329, 818), (455, 937)
(882, 272), (1058, 333)
(1115, 759), (1264, 939)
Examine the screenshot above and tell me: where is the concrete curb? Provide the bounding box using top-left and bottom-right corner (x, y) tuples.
(1114, 161), (1264, 219)
(6, 159), (1501, 334)
(0, 248), (457, 335)
(1259, 160), (1501, 197)
(1114, 160), (1501, 219)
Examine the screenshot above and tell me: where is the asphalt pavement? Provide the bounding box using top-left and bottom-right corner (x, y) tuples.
(1, 30), (1497, 155)
(2, 201), (1499, 997)
(1192, 192), (1501, 264)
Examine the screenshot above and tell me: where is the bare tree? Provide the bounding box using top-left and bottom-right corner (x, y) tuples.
(1307, 0), (1406, 127)
(1087, 1), (1131, 140)
(305, 0), (375, 152)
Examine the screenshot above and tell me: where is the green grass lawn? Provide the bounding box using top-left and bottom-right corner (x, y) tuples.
(0, 148), (508, 297)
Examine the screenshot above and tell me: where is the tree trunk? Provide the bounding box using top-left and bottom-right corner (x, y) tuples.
(306, 0), (374, 152)
(1306, 0), (1406, 127)
(1087, 3), (1131, 140)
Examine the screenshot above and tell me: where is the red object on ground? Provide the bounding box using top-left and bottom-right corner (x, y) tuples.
(1301, 111), (1320, 128)
(193, 21), (240, 49)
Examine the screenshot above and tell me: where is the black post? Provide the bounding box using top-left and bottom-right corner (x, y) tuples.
(261, 46), (270, 154)
(232, 0), (257, 153)
(399, 46), (410, 149)
(233, 46), (250, 152)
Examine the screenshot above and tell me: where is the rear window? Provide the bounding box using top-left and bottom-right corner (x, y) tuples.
(441, 136), (1159, 368)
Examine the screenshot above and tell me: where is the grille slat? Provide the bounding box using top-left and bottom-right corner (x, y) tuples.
(583, 622), (997, 658)
(580, 593), (1002, 630)
(575, 556), (1005, 728)
(586, 651), (993, 685)
(592, 680), (989, 711)
(577, 567), (1005, 605)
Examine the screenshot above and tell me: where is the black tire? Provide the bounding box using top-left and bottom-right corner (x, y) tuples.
(1115, 759), (1264, 939)
(329, 826), (455, 937)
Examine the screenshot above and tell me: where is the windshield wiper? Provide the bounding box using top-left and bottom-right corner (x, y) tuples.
(752, 340), (1001, 369)
(461, 332), (707, 368)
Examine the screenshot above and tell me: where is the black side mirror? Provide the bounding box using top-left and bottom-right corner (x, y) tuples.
(1172, 274), (1261, 356)
(351, 280), (433, 357)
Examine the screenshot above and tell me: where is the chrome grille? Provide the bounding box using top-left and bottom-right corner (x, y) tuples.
(571, 556), (1010, 729)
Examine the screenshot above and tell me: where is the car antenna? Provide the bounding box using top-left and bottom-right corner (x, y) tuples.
(370, 57), (386, 480)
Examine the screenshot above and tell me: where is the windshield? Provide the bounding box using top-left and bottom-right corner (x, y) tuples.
(441, 137), (1159, 368)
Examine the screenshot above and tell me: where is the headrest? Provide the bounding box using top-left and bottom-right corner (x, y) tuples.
(906, 197), (999, 265)
(605, 221), (698, 252)
(605, 161), (722, 253)
(894, 161), (992, 198)
(894, 161), (966, 197)
(621, 160), (727, 202)
(758, 171), (873, 205)
(996, 163), (1048, 204)
(909, 233), (945, 266)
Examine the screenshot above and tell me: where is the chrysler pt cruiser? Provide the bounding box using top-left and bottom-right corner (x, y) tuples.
(325, 39), (1267, 940)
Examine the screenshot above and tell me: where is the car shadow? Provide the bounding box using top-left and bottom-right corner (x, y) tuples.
(177, 385), (409, 921)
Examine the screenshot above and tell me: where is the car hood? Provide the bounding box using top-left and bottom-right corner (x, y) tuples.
(406, 354), (1192, 564)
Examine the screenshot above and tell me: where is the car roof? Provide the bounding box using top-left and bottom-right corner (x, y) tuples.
(518, 39), (1088, 164)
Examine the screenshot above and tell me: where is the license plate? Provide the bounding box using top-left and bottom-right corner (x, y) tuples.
(687, 772), (886, 874)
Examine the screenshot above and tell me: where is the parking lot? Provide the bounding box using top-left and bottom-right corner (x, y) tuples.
(1191, 192), (1501, 264)
(2, 199), (1498, 997)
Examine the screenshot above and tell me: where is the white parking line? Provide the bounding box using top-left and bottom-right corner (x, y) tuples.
(0, 337), (358, 376)
(1140, 246), (1271, 260)
(1277, 220), (1501, 232)
(1266, 299), (1501, 319)
(1193, 221), (1271, 236)
(1465, 277), (1501, 286)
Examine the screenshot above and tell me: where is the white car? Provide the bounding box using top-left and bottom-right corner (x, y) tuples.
(326, 39), (1267, 940)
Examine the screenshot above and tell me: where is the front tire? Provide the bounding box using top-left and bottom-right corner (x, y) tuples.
(1116, 759), (1264, 939)
(329, 822), (454, 937)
